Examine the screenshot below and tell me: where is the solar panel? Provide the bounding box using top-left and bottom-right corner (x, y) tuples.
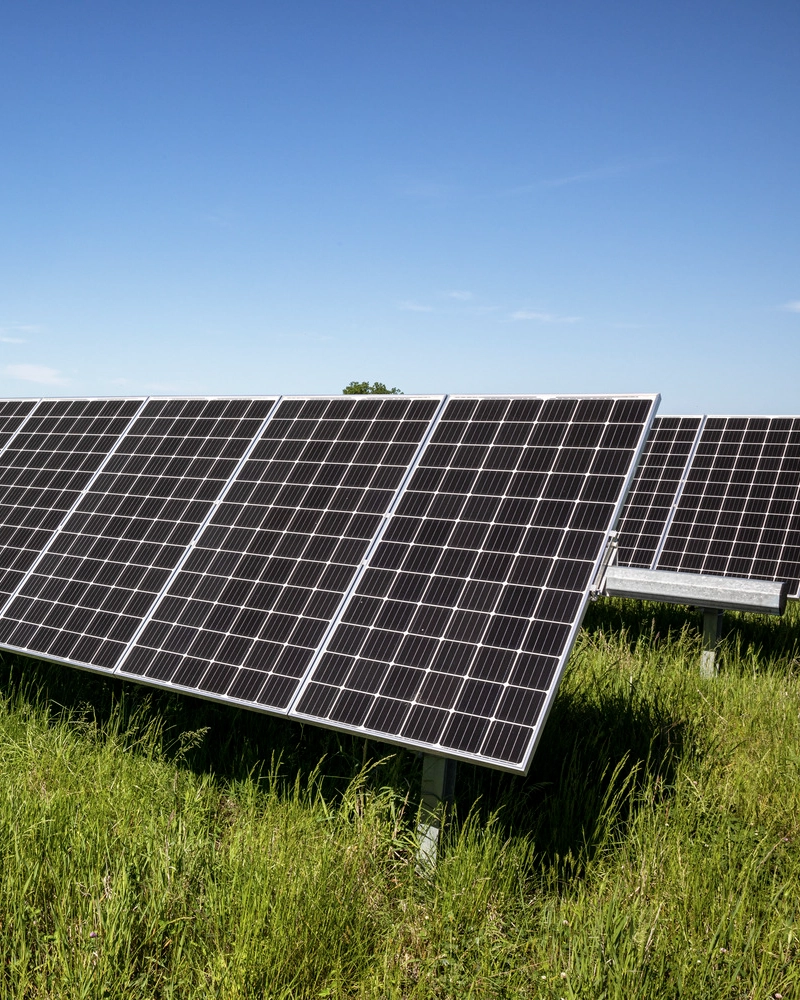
(655, 416), (800, 598)
(615, 416), (703, 568)
(0, 392), (658, 774)
(0, 399), (42, 593)
(291, 395), (658, 771)
(617, 416), (800, 599)
(0, 398), (143, 604)
(117, 396), (444, 711)
(0, 397), (276, 670)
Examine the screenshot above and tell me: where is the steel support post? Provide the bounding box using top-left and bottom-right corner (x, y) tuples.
(416, 754), (457, 870)
(700, 608), (723, 678)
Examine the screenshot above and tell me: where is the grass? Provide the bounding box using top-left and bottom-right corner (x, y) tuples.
(0, 599), (798, 998)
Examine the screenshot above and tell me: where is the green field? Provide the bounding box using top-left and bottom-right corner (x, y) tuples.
(0, 599), (798, 999)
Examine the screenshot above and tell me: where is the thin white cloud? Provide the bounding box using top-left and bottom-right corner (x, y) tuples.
(0, 322), (41, 343)
(505, 156), (670, 196)
(511, 310), (580, 324)
(4, 363), (68, 385)
(537, 165), (634, 189)
(445, 290), (473, 301)
(782, 301), (800, 313)
(397, 300), (434, 313)
(277, 332), (334, 343)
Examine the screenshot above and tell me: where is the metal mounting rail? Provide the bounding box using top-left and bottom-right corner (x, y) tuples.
(602, 566), (788, 616)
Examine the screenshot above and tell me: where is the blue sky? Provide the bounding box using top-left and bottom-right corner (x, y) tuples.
(1, 1), (798, 412)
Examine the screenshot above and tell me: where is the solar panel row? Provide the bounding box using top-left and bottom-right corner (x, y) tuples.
(0, 394), (658, 772)
(617, 416), (800, 598)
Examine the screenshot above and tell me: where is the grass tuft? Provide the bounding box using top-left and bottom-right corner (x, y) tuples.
(0, 600), (798, 997)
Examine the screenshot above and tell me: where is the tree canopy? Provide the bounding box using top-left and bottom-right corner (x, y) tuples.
(342, 381), (403, 395)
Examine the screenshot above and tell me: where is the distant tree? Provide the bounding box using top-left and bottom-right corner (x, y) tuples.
(342, 381), (403, 395)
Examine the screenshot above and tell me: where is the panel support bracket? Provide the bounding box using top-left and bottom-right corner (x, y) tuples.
(590, 530), (619, 596)
(602, 566), (788, 615)
(416, 754), (457, 871)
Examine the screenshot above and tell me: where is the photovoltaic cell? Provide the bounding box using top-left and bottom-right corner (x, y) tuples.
(0, 398), (143, 604)
(118, 396), (443, 711)
(293, 395), (657, 770)
(655, 416), (800, 598)
(0, 398), (276, 669)
(615, 416), (703, 567)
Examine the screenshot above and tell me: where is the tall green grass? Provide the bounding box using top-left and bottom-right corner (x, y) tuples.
(0, 600), (798, 998)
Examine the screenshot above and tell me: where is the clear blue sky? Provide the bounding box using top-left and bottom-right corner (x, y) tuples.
(1, 1), (798, 413)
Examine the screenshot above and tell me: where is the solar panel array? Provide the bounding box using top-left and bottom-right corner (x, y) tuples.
(617, 416), (800, 599)
(0, 394), (658, 773)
